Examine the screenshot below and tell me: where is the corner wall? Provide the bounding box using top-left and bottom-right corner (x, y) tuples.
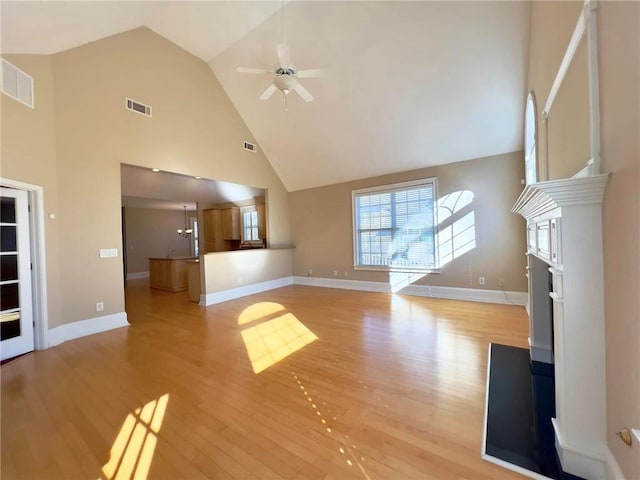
(598, 2), (640, 477)
(1, 55), (63, 328)
(289, 151), (527, 293)
(2, 27), (292, 330)
(528, 1), (640, 477)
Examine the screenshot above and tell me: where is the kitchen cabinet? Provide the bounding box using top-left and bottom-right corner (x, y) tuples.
(148, 257), (194, 292)
(222, 207), (240, 240)
(203, 209), (224, 253)
(257, 203), (266, 240)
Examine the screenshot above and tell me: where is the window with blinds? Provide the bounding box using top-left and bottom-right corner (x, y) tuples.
(352, 178), (437, 271)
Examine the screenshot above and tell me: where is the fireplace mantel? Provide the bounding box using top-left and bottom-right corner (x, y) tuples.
(512, 174), (609, 479)
(513, 174), (609, 222)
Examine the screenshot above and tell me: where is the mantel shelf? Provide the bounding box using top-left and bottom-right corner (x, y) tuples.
(512, 174), (609, 221)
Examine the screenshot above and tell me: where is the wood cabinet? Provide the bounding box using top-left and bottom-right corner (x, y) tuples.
(203, 209), (224, 253)
(257, 203), (266, 240)
(149, 258), (192, 292)
(222, 207), (240, 240)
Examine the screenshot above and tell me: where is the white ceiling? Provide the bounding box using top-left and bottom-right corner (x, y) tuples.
(2, 1), (530, 192)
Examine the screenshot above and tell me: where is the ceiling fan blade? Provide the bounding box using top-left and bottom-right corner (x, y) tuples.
(276, 43), (290, 68)
(296, 69), (326, 79)
(259, 83), (278, 101)
(236, 67), (272, 75)
(291, 78), (314, 103)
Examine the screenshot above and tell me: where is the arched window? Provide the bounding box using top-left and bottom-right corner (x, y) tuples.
(524, 93), (538, 185)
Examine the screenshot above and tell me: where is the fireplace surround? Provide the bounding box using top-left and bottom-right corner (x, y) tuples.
(512, 173), (609, 478)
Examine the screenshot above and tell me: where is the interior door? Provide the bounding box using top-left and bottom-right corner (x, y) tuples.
(1, 187), (34, 361)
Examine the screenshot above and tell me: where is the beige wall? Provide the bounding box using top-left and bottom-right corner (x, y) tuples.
(289, 151), (527, 292)
(598, 2), (640, 477)
(527, 0), (589, 181)
(528, 2), (640, 476)
(123, 207), (194, 274)
(1, 55), (63, 328)
(202, 248), (293, 294)
(2, 27), (291, 327)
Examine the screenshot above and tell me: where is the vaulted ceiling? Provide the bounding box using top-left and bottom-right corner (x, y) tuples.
(2, 1), (530, 192)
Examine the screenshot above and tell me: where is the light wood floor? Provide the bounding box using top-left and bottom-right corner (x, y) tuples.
(2, 281), (530, 479)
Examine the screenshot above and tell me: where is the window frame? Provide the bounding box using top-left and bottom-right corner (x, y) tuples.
(351, 177), (439, 273)
(240, 205), (261, 244)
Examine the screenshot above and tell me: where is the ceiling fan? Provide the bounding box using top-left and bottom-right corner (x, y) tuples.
(236, 1), (324, 107)
(236, 43), (324, 105)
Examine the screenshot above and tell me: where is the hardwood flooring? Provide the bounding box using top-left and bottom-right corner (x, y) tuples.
(1, 281), (530, 479)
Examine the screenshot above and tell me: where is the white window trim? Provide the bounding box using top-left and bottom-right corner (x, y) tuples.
(352, 177), (439, 273)
(240, 205), (262, 244)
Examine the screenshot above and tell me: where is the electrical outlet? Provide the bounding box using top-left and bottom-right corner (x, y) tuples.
(333, 270), (338, 276)
(343, 271), (348, 277)
(499, 278), (505, 288)
(96, 302), (104, 312)
(308, 269), (313, 276)
(479, 277), (485, 285)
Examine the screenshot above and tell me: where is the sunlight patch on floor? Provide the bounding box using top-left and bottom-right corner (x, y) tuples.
(102, 394), (169, 480)
(241, 312), (318, 374)
(238, 301), (285, 325)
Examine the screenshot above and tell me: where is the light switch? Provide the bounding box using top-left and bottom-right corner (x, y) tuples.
(100, 248), (118, 258)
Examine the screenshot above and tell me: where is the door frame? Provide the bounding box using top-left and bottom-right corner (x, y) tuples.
(0, 177), (49, 350)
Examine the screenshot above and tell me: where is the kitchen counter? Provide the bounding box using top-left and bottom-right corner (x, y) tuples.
(148, 257), (197, 292)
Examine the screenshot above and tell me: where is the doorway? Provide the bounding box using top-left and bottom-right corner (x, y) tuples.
(0, 179), (48, 360)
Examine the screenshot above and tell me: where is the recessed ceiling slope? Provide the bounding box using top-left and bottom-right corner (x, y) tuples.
(210, 1), (530, 191)
(2, 1), (529, 193)
(1, 1), (282, 59)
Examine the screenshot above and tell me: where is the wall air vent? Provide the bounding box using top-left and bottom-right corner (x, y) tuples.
(243, 141), (257, 153)
(1, 58), (34, 108)
(125, 97), (152, 117)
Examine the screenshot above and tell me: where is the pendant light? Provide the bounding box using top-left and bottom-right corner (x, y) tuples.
(177, 206), (193, 237)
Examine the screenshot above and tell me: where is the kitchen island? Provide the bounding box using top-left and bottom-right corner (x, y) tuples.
(148, 257), (197, 292)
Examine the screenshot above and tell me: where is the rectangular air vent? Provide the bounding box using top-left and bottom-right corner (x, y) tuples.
(243, 141), (257, 153)
(1, 58), (34, 108)
(125, 97), (152, 117)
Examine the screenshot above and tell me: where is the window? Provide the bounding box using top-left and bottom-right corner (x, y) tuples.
(241, 206), (260, 242)
(191, 218), (199, 256)
(352, 178), (437, 271)
(525, 92), (538, 185)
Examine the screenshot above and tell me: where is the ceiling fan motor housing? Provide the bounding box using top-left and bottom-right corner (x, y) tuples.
(274, 74), (296, 94)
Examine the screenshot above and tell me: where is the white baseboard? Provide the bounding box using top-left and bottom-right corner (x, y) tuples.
(200, 276), (294, 306)
(126, 271), (149, 280)
(552, 417), (606, 479)
(293, 276), (390, 293)
(293, 276), (527, 306)
(604, 446), (627, 480)
(48, 312), (129, 347)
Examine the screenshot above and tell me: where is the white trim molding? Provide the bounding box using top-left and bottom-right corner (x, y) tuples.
(126, 271), (149, 280)
(604, 446), (627, 480)
(48, 312), (129, 347)
(293, 276), (527, 306)
(0, 177), (49, 351)
(552, 418), (606, 479)
(200, 276), (294, 306)
(512, 174), (609, 220)
(513, 174), (610, 479)
(294, 276), (390, 293)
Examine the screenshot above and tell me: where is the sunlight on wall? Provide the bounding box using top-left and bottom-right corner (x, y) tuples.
(436, 191), (476, 267)
(387, 190), (476, 292)
(239, 303), (318, 374)
(238, 301), (285, 325)
(389, 270), (428, 294)
(102, 394), (169, 480)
